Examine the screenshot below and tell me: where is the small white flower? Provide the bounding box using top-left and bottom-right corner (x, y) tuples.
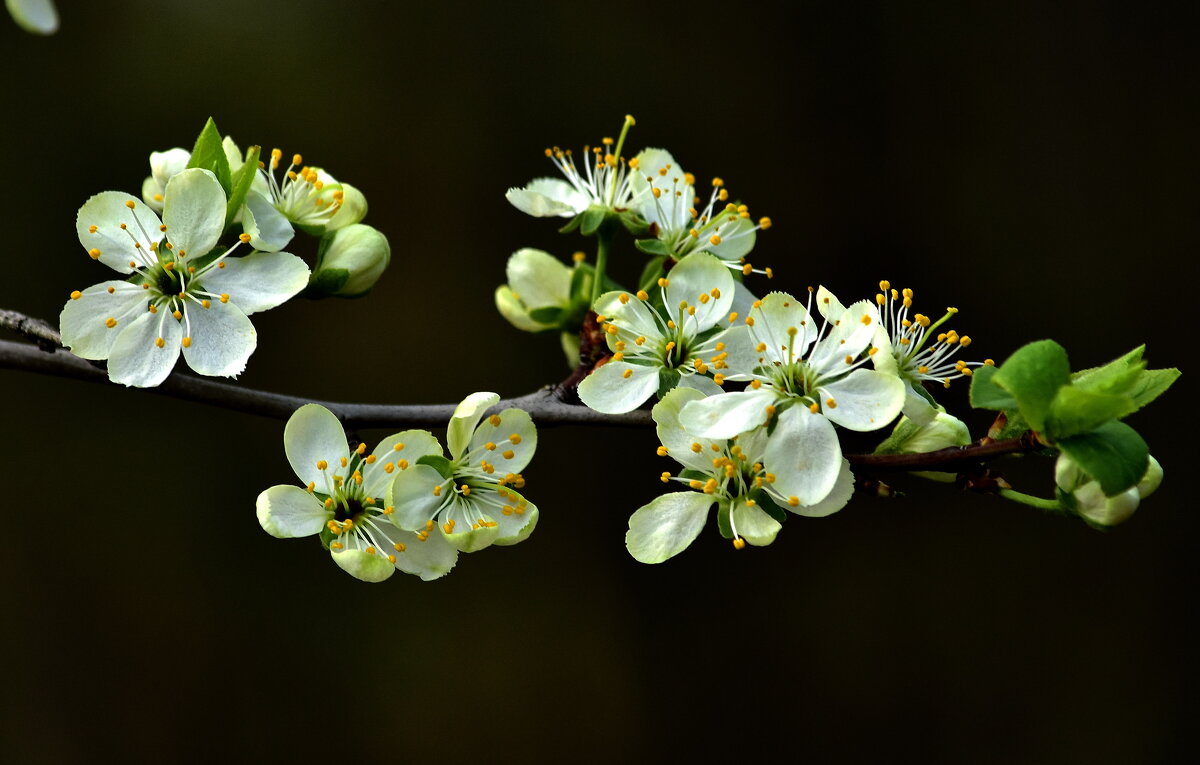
(139, 137), (257, 213)
(387, 392), (540, 553)
(626, 388), (855, 563)
(506, 115), (650, 218)
(577, 252), (739, 414)
(61, 168), (309, 387)
(679, 289), (905, 506)
(256, 404), (457, 582)
(242, 148), (367, 251)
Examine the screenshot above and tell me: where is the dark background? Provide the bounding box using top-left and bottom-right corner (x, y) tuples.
(1, 1), (1195, 761)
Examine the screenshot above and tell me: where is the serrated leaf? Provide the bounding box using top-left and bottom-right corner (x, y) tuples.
(1071, 344), (1178, 414)
(635, 238), (672, 257)
(992, 340), (1071, 432)
(1057, 421), (1149, 496)
(415, 454), (454, 479)
(1044, 386), (1137, 440)
(969, 365), (1016, 410)
(225, 144), (261, 227)
(186, 118), (233, 194)
(1125, 368), (1180, 411)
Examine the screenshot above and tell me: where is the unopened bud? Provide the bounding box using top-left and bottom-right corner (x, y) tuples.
(309, 224), (390, 297)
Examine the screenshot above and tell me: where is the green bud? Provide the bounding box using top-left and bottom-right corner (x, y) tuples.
(309, 224), (390, 298)
(1055, 452), (1161, 527)
(875, 411), (970, 455)
(325, 182), (368, 231)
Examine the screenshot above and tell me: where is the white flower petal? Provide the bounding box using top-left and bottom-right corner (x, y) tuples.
(441, 502), (502, 552)
(7, 0), (58, 34)
(387, 464), (449, 532)
(713, 324), (761, 378)
(489, 488), (539, 546)
(705, 215), (757, 261)
(495, 286), (551, 332)
(594, 290), (663, 341)
(106, 310), (183, 387)
(731, 499), (781, 546)
(815, 285), (847, 319)
(255, 485), (330, 538)
(752, 291), (813, 365)
(785, 459), (854, 518)
(577, 360), (660, 414)
(180, 299), (256, 378)
(677, 373), (723, 397)
(369, 522), (458, 581)
(506, 248), (571, 309)
(162, 169), (226, 259)
(242, 191), (295, 252)
(363, 430), (443, 499)
(448, 392), (500, 460)
(325, 182), (368, 231)
(76, 191), (164, 275)
(141, 176), (164, 212)
(665, 253), (734, 330)
(819, 368), (905, 432)
(150, 148), (191, 191)
(200, 251), (309, 315)
(763, 405), (843, 506)
(505, 178), (587, 217)
(900, 383), (937, 426)
(470, 408), (537, 474)
(652, 387), (725, 473)
(221, 137), (243, 172)
(331, 548), (395, 582)
(284, 404), (351, 490)
(59, 282), (148, 360)
(678, 389), (778, 439)
(626, 491), (714, 564)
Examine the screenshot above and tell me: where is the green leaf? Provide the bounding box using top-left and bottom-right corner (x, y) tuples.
(528, 306), (564, 324)
(305, 267), (349, 298)
(568, 263), (594, 304)
(634, 238), (672, 257)
(991, 340), (1071, 432)
(637, 255), (667, 293)
(225, 144), (261, 227)
(969, 365), (1016, 410)
(1126, 368), (1180, 411)
(1071, 344), (1179, 414)
(1057, 421), (1149, 496)
(579, 205), (607, 236)
(1044, 386), (1137, 440)
(186, 117), (232, 195)
(415, 454), (454, 479)
(557, 213), (582, 234)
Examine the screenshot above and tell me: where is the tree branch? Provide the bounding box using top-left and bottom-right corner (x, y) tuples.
(2, 308), (1045, 471)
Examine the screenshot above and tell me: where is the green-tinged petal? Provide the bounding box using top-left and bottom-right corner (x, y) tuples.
(626, 491), (714, 564)
(6, 0), (57, 34)
(325, 183), (368, 231)
(106, 310), (183, 388)
(506, 248), (571, 309)
(664, 252), (734, 330)
(764, 405), (842, 506)
(653, 387), (725, 472)
(180, 299), (256, 377)
(678, 388), (778, 439)
(678, 373), (723, 396)
(470, 408), (537, 474)
(255, 485), (330, 538)
(199, 251), (309, 315)
(60, 283), (148, 360)
(752, 291), (812, 364)
(730, 499), (781, 546)
(870, 325), (900, 376)
(900, 383), (937, 426)
(369, 522), (458, 581)
(242, 191), (295, 252)
(331, 548), (395, 582)
(785, 459), (854, 518)
(705, 215), (757, 262)
(284, 403), (351, 489)
(593, 290), (662, 341)
(76, 191), (164, 275)
(441, 502), (502, 552)
(485, 487), (539, 545)
(162, 169), (226, 259)
(1137, 456), (1163, 498)
(495, 285), (550, 332)
(387, 463), (449, 531)
(818, 368), (905, 431)
(448, 392), (500, 460)
(506, 178), (587, 217)
(577, 360), (660, 414)
(1073, 481), (1140, 527)
(221, 137), (243, 172)
(815, 285), (847, 319)
(363, 430), (443, 498)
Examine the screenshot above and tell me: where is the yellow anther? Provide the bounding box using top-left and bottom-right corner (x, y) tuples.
(199, 299), (210, 309)
(484, 441), (497, 451)
(657, 277), (670, 287)
(826, 398), (837, 408)
(713, 374), (726, 385)
(844, 355), (854, 364)
(876, 293), (886, 305)
(765, 405), (777, 418)
(104, 317), (118, 328)
(88, 248), (102, 260)
(809, 402), (821, 413)
(339, 456), (348, 468)
(573, 251), (585, 262)
(750, 379), (762, 389)
(689, 480), (703, 489)
(712, 177), (725, 187)
(667, 320), (676, 329)
(755, 342), (767, 352)
(959, 336), (972, 347)
(709, 234), (722, 246)
(615, 341), (626, 351)
(703, 478), (718, 494)
(509, 433), (522, 445)
(605, 324), (619, 335)
(619, 293), (631, 304)
(636, 290), (649, 301)
(758, 216), (772, 230)
(622, 369), (633, 379)
(745, 316), (755, 326)
(742, 264), (753, 276)
(635, 336), (646, 345)
(868, 347), (879, 356)
(732, 538), (746, 550)
(502, 449), (515, 459)
(691, 442), (702, 453)
(69, 290), (83, 300)
(124, 200), (136, 209)
(900, 337), (911, 346)
(984, 359), (995, 366)
(391, 458), (406, 471)
(664, 341), (676, 352)
(489, 414), (502, 426)
(765, 267), (774, 279)
(917, 365), (930, 374)
(172, 310), (182, 320)
(728, 312), (739, 323)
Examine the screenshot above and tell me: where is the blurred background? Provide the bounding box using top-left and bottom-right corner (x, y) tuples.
(1, 1), (1195, 761)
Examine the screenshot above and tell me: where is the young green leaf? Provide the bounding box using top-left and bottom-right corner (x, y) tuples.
(991, 340), (1071, 431)
(969, 364), (1017, 410)
(1043, 386), (1136, 440)
(634, 238), (672, 257)
(225, 144), (261, 227)
(1057, 421), (1149, 496)
(415, 454), (454, 479)
(186, 117), (233, 194)
(579, 205), (607, 236)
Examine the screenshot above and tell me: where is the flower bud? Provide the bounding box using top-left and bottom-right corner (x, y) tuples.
(141, 147), (191, 212)
(1055, 452), (1161, 527)
(309, 224), (390, 298)
(875, 411), (970, 455)
(494, 248), (573, 333)
(1136, 456), (1163, 498)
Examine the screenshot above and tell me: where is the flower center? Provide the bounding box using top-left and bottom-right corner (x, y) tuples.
(263, 148), (345, 225)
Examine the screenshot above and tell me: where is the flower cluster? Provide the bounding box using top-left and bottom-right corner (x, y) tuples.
(257, 393), (539, 582)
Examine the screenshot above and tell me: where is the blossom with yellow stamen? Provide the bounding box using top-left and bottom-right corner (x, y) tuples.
(61, 169), (309, 387)
(256, 403), (456, 582)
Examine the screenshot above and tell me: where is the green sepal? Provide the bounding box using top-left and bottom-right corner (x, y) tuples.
(1043, 386), (1136, 441)
(635, 238), (672, 257)
(991, 340), (1071, 431)
(1057, 421), (1150, 496)
(186, 117), (233, 195)
(989, 409), (1030, 440)
(558, 212), (583, 234)
(318, 526), (336, 550)
(225, 144), (261, 227)
(579, 205), (608, 236)
(657, 367), (682, 398)
(568, 264), (594, 304)
(528, 306), (565, 325)
(716, 499), (733, 539)
(185, 245), (226, 273)
(416, 454), (455, 479)
(757, 495), (788, 525)
(306, 267), (350, 298)
(637, 254), (667, 293)
(619, 210), (651, 236)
